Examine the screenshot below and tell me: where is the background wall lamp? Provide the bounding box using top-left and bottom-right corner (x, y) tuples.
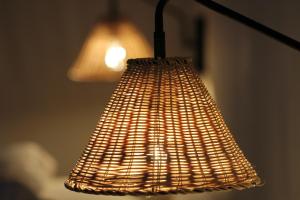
(65, 0), (300, 196)
(68, 0), (152, 82)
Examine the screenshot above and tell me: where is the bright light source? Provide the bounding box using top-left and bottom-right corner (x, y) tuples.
(68, 20), (152, 82)
(105, 43), (127, 71)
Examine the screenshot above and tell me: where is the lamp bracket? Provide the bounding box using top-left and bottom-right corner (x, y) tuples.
(154, 0), (300, 58)
(108, 0), (120, 20)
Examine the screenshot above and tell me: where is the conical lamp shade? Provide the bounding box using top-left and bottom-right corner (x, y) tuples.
(65, 57), (261, 195)
(68, 19), (152, 82)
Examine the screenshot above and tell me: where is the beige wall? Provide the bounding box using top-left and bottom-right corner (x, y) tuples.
(0, 0), (299, 200)
(0, 0), (196, 178)
(207, 1), (300, 200)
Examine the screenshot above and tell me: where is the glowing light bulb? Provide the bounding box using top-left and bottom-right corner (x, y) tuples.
(105, 43), (127, 71)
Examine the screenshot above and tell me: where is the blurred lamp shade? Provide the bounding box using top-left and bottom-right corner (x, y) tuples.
(68, 19), (152, 82)
(65, 58), (261, 195)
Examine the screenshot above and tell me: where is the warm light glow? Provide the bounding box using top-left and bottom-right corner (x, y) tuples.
(104, 42), (127, 71)
(67, 19), (152, 82)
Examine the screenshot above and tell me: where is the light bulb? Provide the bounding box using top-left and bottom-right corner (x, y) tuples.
(105, 43), (127, 71)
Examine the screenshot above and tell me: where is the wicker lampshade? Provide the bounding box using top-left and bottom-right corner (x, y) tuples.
(68, 19), (152, 82)
(65, 57), (261, 195)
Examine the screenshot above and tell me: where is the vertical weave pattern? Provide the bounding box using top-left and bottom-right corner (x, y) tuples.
(65, 57), (261, 195)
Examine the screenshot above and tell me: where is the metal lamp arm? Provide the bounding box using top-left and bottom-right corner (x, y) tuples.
(154, 0), (300, 58)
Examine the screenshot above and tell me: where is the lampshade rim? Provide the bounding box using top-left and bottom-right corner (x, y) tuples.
(127, 57), (192, 66)
(96, 16), (134, 26)
(64, 178), (262, 196)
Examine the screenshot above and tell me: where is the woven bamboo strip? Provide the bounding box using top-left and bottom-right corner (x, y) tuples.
(65, 57), (261, 195)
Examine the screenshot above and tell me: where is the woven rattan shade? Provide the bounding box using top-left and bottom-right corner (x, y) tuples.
(65, 57), (261, 195)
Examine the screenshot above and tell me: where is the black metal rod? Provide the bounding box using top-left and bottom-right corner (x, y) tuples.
(154, 0), (169, 58)
(153, 0), (300, 58)
(195, 0), (300, 51)
(108, 0), (119, 19)
(145, 0), (192, 48)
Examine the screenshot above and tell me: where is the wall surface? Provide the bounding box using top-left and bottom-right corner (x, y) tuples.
(207, 1), (300, 200)
(0, 0), (299, 200)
